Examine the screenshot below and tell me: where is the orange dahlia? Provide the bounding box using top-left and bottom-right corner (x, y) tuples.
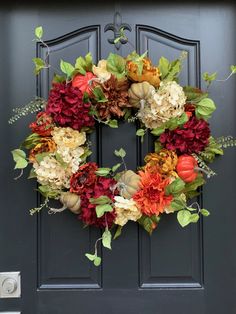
(29, 138), (56, 162)
(133, 167), (173, 216)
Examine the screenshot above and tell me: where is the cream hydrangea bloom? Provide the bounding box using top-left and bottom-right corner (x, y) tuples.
(92, 60), (111, 83)
(138, 81), (186, 129)
(52, 127), (86, 149)
(114, 196), (142, 226)
(56, 146), (85, 173)
(33, 155), (71, 190)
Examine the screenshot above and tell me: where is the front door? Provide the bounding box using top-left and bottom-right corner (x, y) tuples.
(0, 2), (235, 314)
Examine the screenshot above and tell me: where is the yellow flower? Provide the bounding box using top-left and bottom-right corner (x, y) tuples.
(29, 138), (56, 163)
(144, 149), (178, 176)
(52, 127), (86, 149)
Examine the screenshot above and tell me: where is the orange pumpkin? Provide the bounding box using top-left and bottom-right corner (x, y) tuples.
(176, 155), (198, 183)
(72, 72), (96, 95)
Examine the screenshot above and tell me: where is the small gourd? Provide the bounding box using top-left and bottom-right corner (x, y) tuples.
(117, 170), (141, 199)
(72, 72), (96, 95)
(176, 155), (198, 183)
(60, 192), (81, 214)
(128, 81), (155, 108)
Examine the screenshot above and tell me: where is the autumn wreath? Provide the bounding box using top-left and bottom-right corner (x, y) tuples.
(10, 27), (236, 266)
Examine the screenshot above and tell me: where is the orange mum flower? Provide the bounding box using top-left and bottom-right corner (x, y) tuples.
(29, 138), (56, 163)
(126, 58), (160, 87)
(133, 167), (173, 216)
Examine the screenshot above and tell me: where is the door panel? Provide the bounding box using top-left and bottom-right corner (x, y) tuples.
(0, 3), (235, 314)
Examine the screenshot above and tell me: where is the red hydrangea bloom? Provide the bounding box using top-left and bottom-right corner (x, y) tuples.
(160, 116), (210, 154)
(70, 162), (98, 195)
(80, 177), (117, 228)
(29, 111), (54, 136)
(46, 82), (95, 131)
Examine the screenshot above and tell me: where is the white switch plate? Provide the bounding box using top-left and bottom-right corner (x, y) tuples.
(0, 272), (21, 298)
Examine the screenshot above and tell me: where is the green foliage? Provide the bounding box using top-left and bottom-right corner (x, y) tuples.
(106, 53), (126, 79)
(199, 136), (224, 163)
(11, 149), (28, 169)
(138, 215), (160, 235)
(35, 26), (43, 39)
(112, 163), (121, 173)
(102, 228), (112, 249)
(35, 152), (50, 163)
(107, 119), (118, 128)
(202, 71), (217, 87)
(192, 153), (216, 177)
(184, 174), (205, 199)
(113, 225), (122, 239)
(114, 148), (126, 158)
(177, 210), (199, 227)
(95, 204), (113, 218)
(136, 129), (146, 137)
(171, 195), (187, 211)
(95, 167), (111, 176)
(53, 74), (66, 83)
(60, 60), (75, 78)
(183, 86), (208, 103)
(151, 113), (188, 136)
(113, 27), (127, 44)
(37, 185), (60, 199)
(28, 168), (37, 179)
(21, 133), (41, 149)
(93, 87), (108, 103)
(165, 178), (185, 196)
(154, 141), (163, 153)
(8, 97), (47, 124)
(74, 52), (93, 74)
(55, 152), (68, 168)
(216, 135), (236, 149)
(85, 253), (101, 266)
(32, 57), (46, 75)
(158, 56), (181, 81)
(230, 65), (236, 74)
(89, 195), (112, 205)
(195, 98), (216, 120)
(200, 209), (210, 216)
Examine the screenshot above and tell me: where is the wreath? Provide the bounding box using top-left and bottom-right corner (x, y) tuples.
(9, 26), (236, 266)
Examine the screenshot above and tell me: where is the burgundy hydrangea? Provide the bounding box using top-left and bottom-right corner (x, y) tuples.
(46, 82), (95, 131)
(160, 116), (210, 154)
(79, 177), (117, 228)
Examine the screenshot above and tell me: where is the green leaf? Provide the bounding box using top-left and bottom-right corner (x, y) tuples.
(75, 53), (93, 74)
(195, 98), (216, 120)
(113, 225), (122, 239)
(202, 71), (217, 85)
(28, 168), (37, 179)
(93, 87), (108, 103)
(89, 195), (111, 205)
(53, 74), (66, 83)
(37, 185), (60, 198)
(186, 206), (197, 212)
(190, 213), (200, 223)
(171, 195), (187, 211)
(85, 253), (96, 261)
(60, 60), (75, 78)
(136, 129), (146, 136)
(11, 149), (28, 169)
(107, 119), (118, 128)
(112, 163), (121, 173)
(183, 86), (208, 103)
(32, 57), (46, 75)
(96, 204), (113, 218)
(158, 56), (169, 80)
(166, 59), (181, 81)
(199, 136), (224, 162)
(114, 148), (126, 158)
(200, 208), (210, 216)
(106, 53), (126, 79)
(35, 26), (43, 39)
(94, 256), (102, 266)
(21, 133), (41, 149)
(102, 229), (112, 249)
(230, 65), (236, 74)
(95, 167), (111, 176)
(154, 141), (163, 153)
(55, 152), (68, 168)
(138, 215), (160, 235)
(151, 126), (165, 136)
(35, 152), (51, 163)
(165, 178), (185, 196)
(177, 210), (191, 227)
(184, 174), (205, 199)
